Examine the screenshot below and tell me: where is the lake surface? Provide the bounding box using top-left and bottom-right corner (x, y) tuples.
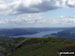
(13, 30), (62, 38)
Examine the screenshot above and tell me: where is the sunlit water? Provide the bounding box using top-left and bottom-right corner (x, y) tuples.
(12, 30), (62, 38)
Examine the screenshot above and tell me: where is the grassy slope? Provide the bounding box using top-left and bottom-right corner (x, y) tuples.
(0, 37), (25, 56)
(8, 37), (75, 56)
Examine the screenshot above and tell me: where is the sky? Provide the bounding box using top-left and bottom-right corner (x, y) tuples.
(0, 0), (75, 28)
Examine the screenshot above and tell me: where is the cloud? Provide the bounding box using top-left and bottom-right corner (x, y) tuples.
(0, 14), (46, 24)
(0, 0), (75, 15)
(0, 14), (75, 28)
(67, 0), (75, 7)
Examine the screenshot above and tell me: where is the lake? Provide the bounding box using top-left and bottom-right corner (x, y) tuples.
(12, 30), (62, 38)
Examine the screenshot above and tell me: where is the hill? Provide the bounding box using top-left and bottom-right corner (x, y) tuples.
(45, 28), (75, 40)
(0, 37), (25, 56)
(54, 28), (75, 40)
(0, 28), (65, 37)
(7, 37), (75, 56)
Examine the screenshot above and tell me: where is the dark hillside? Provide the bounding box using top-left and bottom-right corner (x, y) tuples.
(7, 37), (75, 56)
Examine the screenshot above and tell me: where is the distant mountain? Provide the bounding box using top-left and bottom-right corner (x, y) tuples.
(0, 28), (65, 37)
(55, 28), (75, 40)
(46, 28), (75, 40)
(0, 28), (39, 36)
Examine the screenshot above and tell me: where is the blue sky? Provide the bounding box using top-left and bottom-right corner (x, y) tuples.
(42, 8), (75, 19)
(0, 0), (75, 28)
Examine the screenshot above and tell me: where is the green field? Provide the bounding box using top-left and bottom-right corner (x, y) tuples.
(6, 37), (75, 56)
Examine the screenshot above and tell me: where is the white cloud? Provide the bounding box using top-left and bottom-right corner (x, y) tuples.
(67, 0), (75, 7)
(0, 14), (75, 28)
(0, 0), (75, 15)
(0, 14), (45, 24)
